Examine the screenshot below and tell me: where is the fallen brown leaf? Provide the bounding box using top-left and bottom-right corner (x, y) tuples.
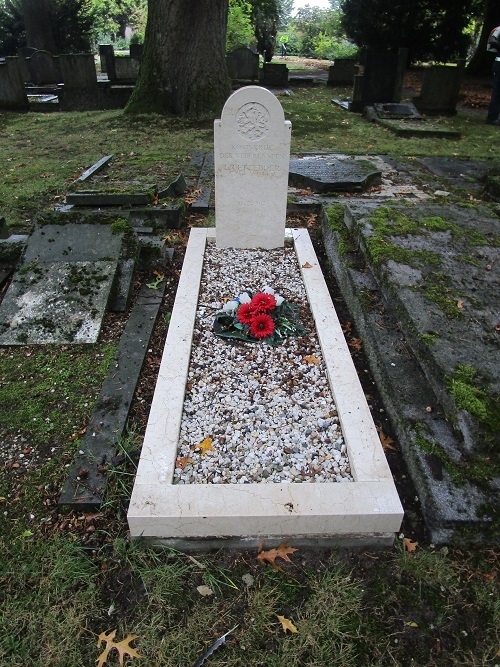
(348, 337), (363, 352)
(96, 630), (141, 667)
(404, 538), (418, 554)
(257, 542), (298, 571)
(377, 426), (398, 452)
(303, 355), (320, 365)
(175, 456), (194, 470)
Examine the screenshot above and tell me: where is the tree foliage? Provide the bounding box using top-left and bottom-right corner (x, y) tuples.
(340, 0), (478, 65)
(91, 0), (147, 41)
(251, 0), (281, 60)
(467, 0), (500, 74)
(0, 0), (25, 55)
(227, 0), (254, 51)
(0, 0), (94, 54)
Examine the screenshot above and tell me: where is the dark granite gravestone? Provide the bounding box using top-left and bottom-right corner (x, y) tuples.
(27, 50), (62, 85)
(0, 57), (29, 111)
(0, 216), (8, 240)
(349, 49), (408, 112)
(129, 43), (143, 60)
(16, 46), (37, 82)
(413, 61), (465, 115)
(327, 59), (357, 86)
(99, 44), (116, 80)
(59, 53), (99, 111)
(0, 223), (125, 345)
(226, 47), (259, 81)
(260, 63), (288, 86)
(114, 57), (140, 81)
(288, 156), (381, 193)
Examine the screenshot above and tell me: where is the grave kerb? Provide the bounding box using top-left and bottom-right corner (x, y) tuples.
(127, 227), (403, 547)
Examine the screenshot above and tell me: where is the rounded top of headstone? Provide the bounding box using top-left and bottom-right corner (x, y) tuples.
(220, 86), (286, 142)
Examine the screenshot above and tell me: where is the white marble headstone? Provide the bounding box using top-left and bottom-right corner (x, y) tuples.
(214, 86), (292, 249)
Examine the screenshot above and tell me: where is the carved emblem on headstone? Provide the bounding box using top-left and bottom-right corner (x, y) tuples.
(236, 102), (270, 140)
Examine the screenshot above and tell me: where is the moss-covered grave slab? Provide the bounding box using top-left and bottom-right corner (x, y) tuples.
(65, 155), (189, 207)
(343, 202), (499, 417)
(0, 223), (124, 345)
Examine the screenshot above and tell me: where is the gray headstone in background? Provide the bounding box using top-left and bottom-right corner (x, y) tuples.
(0, 224), (124, 345)
(260, 63), (289, 87)
(59, 53), (99, 111)
(16, 47), (37, 82)
(27, 49), (62, 85)
(226, 47), (259, 81)
(129, 43), (143, 60)
(413, 61), (465, 115)
(0, 57), (29, 111)
(349, 48), (408, 112)
(327, 59), (357, 86)
(99, 44), (116, 80)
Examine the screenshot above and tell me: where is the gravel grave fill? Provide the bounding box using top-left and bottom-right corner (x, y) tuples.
(173, 243), (352, 485)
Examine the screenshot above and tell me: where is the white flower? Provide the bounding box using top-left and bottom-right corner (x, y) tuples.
(238, 292), (251, 304)
(222, 300), (239, 313)
(262, 285), (275, 294)
(275, 294), (284, 306)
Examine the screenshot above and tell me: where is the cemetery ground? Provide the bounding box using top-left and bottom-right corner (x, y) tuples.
(0, 69), (499, 665)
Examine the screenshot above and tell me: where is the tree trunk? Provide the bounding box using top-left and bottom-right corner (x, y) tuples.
(21, 0), (57, 53)
(125, 0), (231, 116)
(467, 0), (500, 75)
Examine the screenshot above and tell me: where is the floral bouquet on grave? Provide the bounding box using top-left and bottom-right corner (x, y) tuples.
(213, 286), (309, 346)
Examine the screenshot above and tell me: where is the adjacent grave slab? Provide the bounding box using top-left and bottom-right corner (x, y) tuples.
(364, 111), (461, 139)
(372, 102), (421, 119)
(340, 202), (500, 464)
(127, 228), (403, 547)
(66, 155), (190, 207)
(215, 86), (291, 248)
(0, 223), (123, 345)
(323, 211), (492, 544)
(289, 155), (381, 193)
(415, 157), (494, 187)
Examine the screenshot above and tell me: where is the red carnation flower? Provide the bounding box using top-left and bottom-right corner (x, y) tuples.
(249, 313), (275, 339)
(237, 302), (254, 325)
(250, 292), (276, 313)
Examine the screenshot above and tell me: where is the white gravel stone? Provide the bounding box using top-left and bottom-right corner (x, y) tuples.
(173, 243), (352, 485)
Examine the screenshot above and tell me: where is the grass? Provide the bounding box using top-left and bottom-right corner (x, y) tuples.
(0, 530), (498, 666)
(1, 70), (499, 666)
(1, 83), (499, 231)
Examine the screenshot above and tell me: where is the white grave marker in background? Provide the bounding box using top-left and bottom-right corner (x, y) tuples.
(214, 85), (291, 249)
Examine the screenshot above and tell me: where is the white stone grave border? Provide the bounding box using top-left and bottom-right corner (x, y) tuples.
(127, 228), (403, 548)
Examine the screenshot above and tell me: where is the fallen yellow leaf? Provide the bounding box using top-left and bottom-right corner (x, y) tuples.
(277, 615), (298, 633)
(195, 437), (214, 456)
